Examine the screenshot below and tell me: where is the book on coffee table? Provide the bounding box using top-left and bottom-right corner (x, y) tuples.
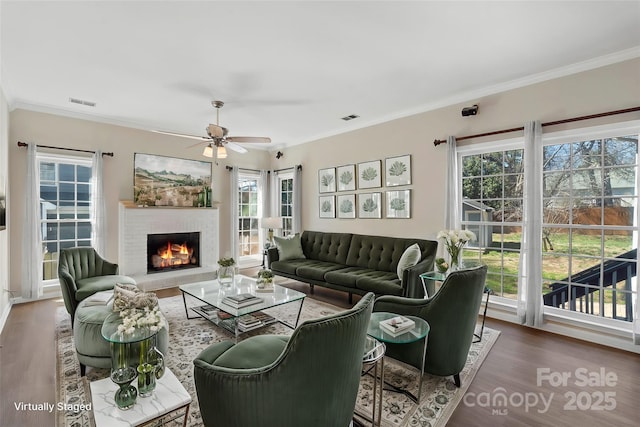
(222, 293), (263, 308)
(379, 316), (415, 336)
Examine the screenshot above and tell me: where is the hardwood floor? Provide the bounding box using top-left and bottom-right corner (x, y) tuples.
(1, 277), (638, 427)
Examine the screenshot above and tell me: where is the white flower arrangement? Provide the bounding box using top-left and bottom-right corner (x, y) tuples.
(437, 229), (476, 269)
(117, 305), (165, 336)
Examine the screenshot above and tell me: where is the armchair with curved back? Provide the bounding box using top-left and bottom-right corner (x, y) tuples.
(58, 247), (136, 322)
(193, 292), (375, 427)
(373, 265), (488, 387)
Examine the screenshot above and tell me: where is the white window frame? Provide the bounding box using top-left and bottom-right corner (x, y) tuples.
(237, 172), (262, 262)
(277, 171), (294, 237)
(539, 121), (640, 329)
(458, 137), (524, 303)
(457, 120), (640, 346)
(38, 152), (93, 290)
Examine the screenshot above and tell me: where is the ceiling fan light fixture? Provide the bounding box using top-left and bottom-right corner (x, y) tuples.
(202, 145), (214, 158)
(217, 145), (227, 159)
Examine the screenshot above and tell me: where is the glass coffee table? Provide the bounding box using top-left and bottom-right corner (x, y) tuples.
(180, 274), (306, 341)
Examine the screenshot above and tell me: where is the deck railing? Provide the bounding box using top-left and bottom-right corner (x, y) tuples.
(543, 249), (636, 321)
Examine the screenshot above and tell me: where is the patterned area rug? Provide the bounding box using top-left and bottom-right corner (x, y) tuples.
(55, 295), (499, 427)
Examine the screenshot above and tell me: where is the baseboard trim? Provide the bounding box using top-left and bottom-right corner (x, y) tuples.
(485, 302), (640, 354)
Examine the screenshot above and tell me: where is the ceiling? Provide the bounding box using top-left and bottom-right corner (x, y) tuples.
(2, 1), (639, 150)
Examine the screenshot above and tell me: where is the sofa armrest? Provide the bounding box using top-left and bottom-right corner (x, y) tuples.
(402, 256), (434, 299)
(266, 247), (279, 265)
(58, 269), (79, 315)
(100, 259), (119, 275)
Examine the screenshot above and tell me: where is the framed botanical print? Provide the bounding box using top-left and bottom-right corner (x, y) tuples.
(319, 195), (335, 218)
(386, 190), (411, 218)
(385, 154), (411, 187)
(318, 168), (336, 193)
(337, 194), (356, 219)
(357, 160), (382, 189)
(358, 192), (382, 219)
(336, 164), (356, 191)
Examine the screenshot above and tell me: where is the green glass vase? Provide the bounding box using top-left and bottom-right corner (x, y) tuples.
(137, 334), (165, 397)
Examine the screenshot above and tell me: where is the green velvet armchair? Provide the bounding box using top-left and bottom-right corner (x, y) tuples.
(373, 265), (488, 387)
(193, 292), (375, 427)
(58, 247), (136, 322)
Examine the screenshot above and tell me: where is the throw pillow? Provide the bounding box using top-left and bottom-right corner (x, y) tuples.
(113, 283), (158, 312)
(397, 243), (421, 281)
(274, 233), (306, 261)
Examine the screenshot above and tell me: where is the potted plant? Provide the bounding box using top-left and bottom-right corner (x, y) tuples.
(217, 257), (236, 286)
(256, 268), (274, 290)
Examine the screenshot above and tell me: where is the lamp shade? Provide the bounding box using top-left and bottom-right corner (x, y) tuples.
(217, 145), (227, 159)
(262, 217), (282, 230)
(202, 145), (214, 158)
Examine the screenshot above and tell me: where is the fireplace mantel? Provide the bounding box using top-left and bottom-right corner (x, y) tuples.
(118, 201), (219, 290)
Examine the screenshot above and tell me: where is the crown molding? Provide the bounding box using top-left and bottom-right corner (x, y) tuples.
(286, 46), (640, 147)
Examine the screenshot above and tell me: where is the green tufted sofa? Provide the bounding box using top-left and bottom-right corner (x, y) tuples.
(267, 231), (438, 300)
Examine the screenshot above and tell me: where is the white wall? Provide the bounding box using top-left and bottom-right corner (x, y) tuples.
(7, 111), (271, 297)
(278, 58), (640, 240)
(6, 57), (640, 299)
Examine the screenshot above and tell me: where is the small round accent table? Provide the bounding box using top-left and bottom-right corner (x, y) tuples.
(367, 312), (430, 402)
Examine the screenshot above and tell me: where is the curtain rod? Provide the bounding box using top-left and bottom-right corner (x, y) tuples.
(17, 141), (114, 156)
(226, 165), (303, 173)
(433, 106), (640, 146)
(225, 166), (263, 173)
(274, 165), (302, 172)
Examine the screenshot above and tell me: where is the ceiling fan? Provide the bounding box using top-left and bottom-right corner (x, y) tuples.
(155, 100), (271, 159)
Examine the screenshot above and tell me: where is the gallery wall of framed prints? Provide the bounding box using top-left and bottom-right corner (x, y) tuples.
(317, 154), (412, 219)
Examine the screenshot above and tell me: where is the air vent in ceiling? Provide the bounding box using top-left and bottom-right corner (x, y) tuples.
(69, 97), (96, 107)
(341, 114), (359, 121)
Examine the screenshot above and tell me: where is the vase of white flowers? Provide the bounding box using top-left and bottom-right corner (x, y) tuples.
(113, 304), (166, 402)
(437, 229), (476, 271)
(217, 257), (236, 286)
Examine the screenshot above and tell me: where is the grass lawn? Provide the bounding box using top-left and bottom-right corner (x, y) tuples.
(465, 232), (634, 300)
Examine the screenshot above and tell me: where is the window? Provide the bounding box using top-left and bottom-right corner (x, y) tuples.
(458, 121), (640, 327)
(460, 144), (524, 300)
(279, 174), (293, 236)
(542, 131), (639, 321)
(39, 154), (93, 282)
(238, 175), (260, 258)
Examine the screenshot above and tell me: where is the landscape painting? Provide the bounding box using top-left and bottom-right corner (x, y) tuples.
(134, 153), (212, 207)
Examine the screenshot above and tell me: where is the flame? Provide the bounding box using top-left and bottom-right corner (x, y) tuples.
(160, 242), (173, 260)
(179, 242), (189, 255)
(154, 240), (193, 269)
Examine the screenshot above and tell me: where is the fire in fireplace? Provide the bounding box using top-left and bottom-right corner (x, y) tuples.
(147, 232), (200, 273)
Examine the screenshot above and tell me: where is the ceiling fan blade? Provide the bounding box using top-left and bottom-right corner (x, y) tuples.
(224, 141), (248, 154)
(153, 130), (211, 142)
(186, 140), (207, 149)
(226, 136), (271, 144)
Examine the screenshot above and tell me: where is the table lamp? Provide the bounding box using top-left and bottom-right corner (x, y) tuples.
(262, 217), (282, 246)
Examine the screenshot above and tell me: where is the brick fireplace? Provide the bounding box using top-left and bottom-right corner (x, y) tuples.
(119, 202), (219, 289)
